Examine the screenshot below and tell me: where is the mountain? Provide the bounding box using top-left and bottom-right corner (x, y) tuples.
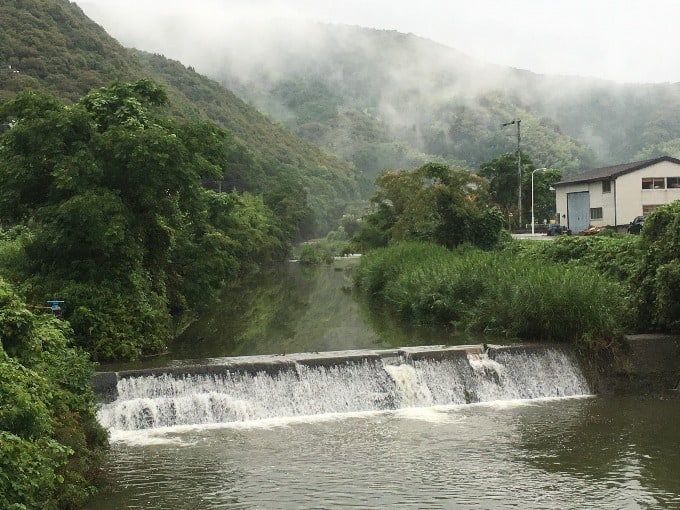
(0, 0), (363, 238)
(111, 17), (680, 179)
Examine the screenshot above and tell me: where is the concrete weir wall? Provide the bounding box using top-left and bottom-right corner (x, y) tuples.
(91, 337), (680, 402)
(92, 344), (553, 403)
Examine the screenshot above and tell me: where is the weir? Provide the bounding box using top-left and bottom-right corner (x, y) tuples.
(94, 344), (591, 432)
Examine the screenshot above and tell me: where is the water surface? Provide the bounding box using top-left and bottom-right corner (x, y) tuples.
(100, 260), (477, 371)
(91, 260), (680, 508)
(89, 394), (680, 509)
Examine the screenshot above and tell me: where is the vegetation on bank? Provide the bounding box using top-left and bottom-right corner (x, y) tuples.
(0, 79), (298, 361)
(353, 197), (680, 347)
(352, 162), (505, 252)
(0, 278), (107, 509)
(0, 76), (334, 507)
(0, 74), (351, 508)
(354, 242), (628, 347)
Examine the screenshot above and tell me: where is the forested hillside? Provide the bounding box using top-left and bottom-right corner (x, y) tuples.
(0, 0), (363, 239)
(140, 20), (680, 179)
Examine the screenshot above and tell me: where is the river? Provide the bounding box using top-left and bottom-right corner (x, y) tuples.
(88, 260), (680, 509)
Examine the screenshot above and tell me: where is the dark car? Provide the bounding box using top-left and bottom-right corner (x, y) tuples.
(547, 224), (571, 236)
(627, 215), (645, 234)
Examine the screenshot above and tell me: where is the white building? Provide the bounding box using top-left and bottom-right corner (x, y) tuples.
(553, 156), (680, 232)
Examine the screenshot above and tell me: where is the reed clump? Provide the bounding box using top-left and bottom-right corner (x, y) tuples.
(355, 241), (627, 345)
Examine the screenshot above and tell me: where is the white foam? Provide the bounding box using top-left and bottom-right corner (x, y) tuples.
(107, 409), (388, 443)
(99, 346), (592, 434)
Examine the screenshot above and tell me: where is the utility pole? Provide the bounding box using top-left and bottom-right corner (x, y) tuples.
(502, 119), (522, 228)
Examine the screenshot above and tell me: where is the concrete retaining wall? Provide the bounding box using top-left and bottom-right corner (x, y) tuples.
(590, 334), (680, 394)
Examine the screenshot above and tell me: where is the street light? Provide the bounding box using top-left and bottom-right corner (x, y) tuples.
(531, 168), (547, 235)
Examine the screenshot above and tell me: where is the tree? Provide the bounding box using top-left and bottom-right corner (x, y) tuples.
(479, 153), (562, 227)
(353, 162), (503, 251)
(0, 80), (286, 360)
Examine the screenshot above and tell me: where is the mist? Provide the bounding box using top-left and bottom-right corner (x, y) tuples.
(74, 0), (680, 174)
(78, 0), (680, 85)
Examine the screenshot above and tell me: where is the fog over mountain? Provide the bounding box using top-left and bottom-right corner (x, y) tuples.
(79, 0), (680, 84)
(77, 1), (680, 178)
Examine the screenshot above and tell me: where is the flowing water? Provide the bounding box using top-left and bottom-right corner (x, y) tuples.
(89, 261), (680, 509)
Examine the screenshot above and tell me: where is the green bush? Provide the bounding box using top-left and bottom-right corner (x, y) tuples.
(298, 244), (334, 265)
(514, 234), (643, 283)
(0, 81), (300, 361)
(0, 432), (69, 510)
(353, 163), (504, 252)
(355, 242), (627, 345)
(0, 278), (107, 509)
(634, 201), (680, 332)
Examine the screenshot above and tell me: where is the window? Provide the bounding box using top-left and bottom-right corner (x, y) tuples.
(590, 207), (603, 220)
(602, 180), (611, 193)
(668, 177), (680, 189)
(643, 204), (662, 215)
(642, 177), (665, 189)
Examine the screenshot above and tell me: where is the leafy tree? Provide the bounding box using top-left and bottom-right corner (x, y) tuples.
(479, 153), (562, 227)
(634, 137), (680, 161)
(353, 163), (503, 251)
(0, 80), (288, 360)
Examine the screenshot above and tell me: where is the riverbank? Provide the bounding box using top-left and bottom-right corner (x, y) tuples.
(589, 334), (680, 394)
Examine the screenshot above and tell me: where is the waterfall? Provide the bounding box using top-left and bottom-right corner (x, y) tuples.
(96, 344), (591, 432)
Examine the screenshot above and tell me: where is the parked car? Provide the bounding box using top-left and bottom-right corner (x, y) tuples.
(627, 215), (645, 234)
(546, 224), (571, 236)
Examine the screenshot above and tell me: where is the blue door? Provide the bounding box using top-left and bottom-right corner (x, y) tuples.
(567, 191), (590, 233)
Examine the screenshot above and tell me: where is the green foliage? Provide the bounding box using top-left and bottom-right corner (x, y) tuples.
(479, 153), (563, 227)
(0, 0), (139, 104)
(351, 203), (394, 252)
(0, 355), (53, 439)
(52, 278), (169, 361)
(634, 138), (680, 161)
(354, 162), (504, 251)
(1, 2), (363, 243)
(353, 242), (453, 298)
(0, 80), (296, 360)
(515, 234), (644, 284)
(135, 52), (363, 237)
(298, 244), (334, 266)
(0, 278), (107, 509)
(502, 217), (680, 336)
(634, 201), (680, 332)
(0, 432), (69, 510)
(354, 242), (627, 345)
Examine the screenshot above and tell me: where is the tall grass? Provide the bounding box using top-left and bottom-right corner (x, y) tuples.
(354, 242), (628, 345)
(513, 234), (643, 283)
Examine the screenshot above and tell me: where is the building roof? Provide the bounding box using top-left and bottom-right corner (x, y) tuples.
(554, 155), (680, 186)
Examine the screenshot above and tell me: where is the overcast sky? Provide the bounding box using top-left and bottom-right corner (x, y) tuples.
(78, 0), (680, 84)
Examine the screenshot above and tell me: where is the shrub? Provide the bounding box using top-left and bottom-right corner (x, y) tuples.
(355, 242), (627, 345)
(298, 244), (334, 265)
(634, 201), (680, 332)
(0, 278), (108, 509)
(514, 234), (643, 283)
